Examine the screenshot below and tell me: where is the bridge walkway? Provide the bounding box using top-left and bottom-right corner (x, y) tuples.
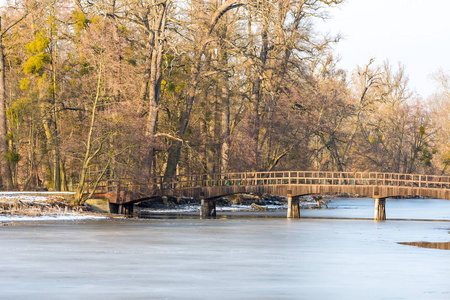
(83, 171), (450, 220)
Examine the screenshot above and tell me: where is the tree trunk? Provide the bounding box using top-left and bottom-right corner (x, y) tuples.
(60, 160), (67, 191)
(73, 61), (103, 205)
(218, 15), (230, 173)
(163, 0), (244, 178)
(51, 35), (61, 191)
(39, 101), (60, 190)
(211, 84), (219, 173)
(163, 58), (199, 180)
(250, 17), (268, 170)
(142, 1), (168, 179)
(0, 18), (13, 190)
(200, 118), (208, 173)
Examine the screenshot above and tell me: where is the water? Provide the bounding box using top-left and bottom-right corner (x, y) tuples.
(138, 197), (450, 221)
(1, 198), (449, 299)
(307, 198), (450, 220)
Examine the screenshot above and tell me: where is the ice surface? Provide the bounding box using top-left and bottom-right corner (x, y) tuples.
(0, 198), (448, 299)
(138, 204), (288, 213)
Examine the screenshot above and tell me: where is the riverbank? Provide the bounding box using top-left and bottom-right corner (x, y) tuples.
(0, 193), (75, 216)
(0, 191), (331, 222)
(3, 192), (449, 223)
(0, 192), (113, 223)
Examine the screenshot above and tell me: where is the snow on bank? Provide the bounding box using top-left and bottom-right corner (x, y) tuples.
(0, 191), (74, 198)
(0, 195), (51, 202)
(0, 192), (108, 223)
(0, 192), (73, 205)
(0, 214), (108, 223)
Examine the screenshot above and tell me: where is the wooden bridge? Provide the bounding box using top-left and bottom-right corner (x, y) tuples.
(85, 171), (450, 220)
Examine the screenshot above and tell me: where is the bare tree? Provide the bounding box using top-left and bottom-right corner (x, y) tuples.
(163, 0), (245, 179)
(0, 4), (31, 189)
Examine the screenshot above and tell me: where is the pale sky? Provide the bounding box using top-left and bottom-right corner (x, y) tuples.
(317, 0), (450, 99)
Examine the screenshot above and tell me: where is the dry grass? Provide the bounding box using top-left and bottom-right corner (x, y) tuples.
(0, 196), (85, 217)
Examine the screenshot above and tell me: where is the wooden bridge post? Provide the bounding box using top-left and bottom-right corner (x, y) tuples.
(200, 192), (216, 218)
(287, 190), (300, 219)
(374, 196), (386, 221)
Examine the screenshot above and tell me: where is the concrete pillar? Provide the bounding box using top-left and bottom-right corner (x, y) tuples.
(199, 192), (216, 218)
(374, 196), (386, 221)
(287, 190), (300, 219)
(122, 203), (134, 217)
(200, 199), (216, 218)
(109, 202), (120, 214)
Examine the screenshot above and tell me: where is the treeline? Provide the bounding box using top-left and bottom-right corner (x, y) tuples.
(0, 0), (449, 200)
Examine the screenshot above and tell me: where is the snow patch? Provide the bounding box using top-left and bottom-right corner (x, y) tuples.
(0, 214), (108, 222)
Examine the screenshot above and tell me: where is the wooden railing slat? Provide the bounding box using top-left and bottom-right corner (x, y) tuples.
(84, 171), (450, 196)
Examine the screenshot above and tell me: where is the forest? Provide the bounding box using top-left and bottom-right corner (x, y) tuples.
(0, 0), (449, 201)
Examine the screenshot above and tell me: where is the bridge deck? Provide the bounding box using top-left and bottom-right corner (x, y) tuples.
(84, 171), (450, 205)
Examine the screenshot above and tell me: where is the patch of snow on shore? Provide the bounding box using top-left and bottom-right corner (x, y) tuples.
(0, 214), (107, 222)
(0, 195), (53, 203)
(0, 192), (75, 195)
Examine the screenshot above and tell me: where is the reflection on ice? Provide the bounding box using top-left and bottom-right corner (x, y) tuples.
(399, 241), (450, 250)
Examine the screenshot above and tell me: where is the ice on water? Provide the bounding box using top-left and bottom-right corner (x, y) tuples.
(0, 198), (448, 299)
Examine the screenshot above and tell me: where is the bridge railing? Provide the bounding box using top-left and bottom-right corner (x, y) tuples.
(82, 179), (121, 194)
(100, 171), (450, 193)
(147, 172), (450, 190)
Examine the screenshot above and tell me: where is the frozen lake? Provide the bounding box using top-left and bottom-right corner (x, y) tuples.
(0, 198), (449, 299)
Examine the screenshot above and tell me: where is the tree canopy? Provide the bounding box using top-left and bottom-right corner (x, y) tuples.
(0, 0), (447, 202)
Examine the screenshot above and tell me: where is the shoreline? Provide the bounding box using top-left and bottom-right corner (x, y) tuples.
(0, 195), (323, 223)
(3, 193), (447, 224)
(0, 192), (113, 223)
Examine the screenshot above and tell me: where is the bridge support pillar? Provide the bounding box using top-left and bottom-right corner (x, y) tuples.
(109, 203), (120, 214)
(374, 196), (386, 221)
(200, 199), (216, 218)
(287, 190), (300, 219)
(108, 202), (133, 216)
(122, 203), (134, 216)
